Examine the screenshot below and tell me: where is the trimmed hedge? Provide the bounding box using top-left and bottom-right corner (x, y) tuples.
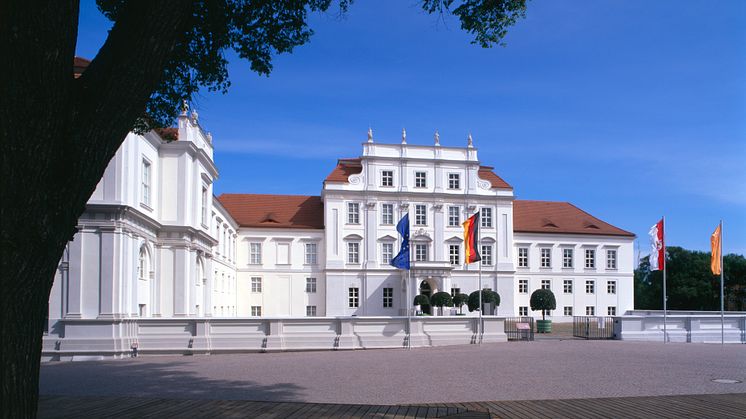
(430, 291), (453, 308)
(413, 294), (430, 307)
(530, 288), (557, 320)
(467, 289), (500, 312)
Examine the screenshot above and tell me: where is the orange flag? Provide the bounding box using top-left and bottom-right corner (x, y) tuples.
(710, 224), (722, 275)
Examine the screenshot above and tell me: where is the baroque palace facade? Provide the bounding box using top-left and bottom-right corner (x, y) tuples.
(46, 112), (635, 345)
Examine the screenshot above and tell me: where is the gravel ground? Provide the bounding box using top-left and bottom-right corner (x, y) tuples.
(39, 340), (746, 405)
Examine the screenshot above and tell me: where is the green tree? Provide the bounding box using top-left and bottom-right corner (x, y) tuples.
(467, 289), (500, 312)
(453, 293), (470, 314)
(1, 1), (526, 413)
(530, 289), (556, 320)
(430, 291), (454, 315)
(634, 246), (746, 311)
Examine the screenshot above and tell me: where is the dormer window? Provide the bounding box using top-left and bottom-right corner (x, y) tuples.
(381, 170), (394, 187)
(448, 173), (460, 190)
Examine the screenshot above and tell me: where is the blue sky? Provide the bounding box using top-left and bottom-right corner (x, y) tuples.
(76, 0), (745, 256)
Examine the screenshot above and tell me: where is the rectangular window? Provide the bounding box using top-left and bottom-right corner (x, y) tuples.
(564, 306), (573, 316)
(347, 202), (360, 224)
(415, 171), (427, 188)
(541, 279), (551, 290)
(586, 280), (595, 294)
(585, 249), (596, 269)
(608, 306), (617, 316)
(449, 244), (460, 265)
(518, 279), (528, 294)
(481, 208), (493, 228)
(607, 249), (617, 269)
(563, 248), (574, 268)
(607, 280), (617, 294)
(201, 186), (208, 225)
(519, 306), (529, 316)
(414, 204), (427, 226)
(347, 242), (360, 264)
(348, 287), (359, 308)
(141, 159), (151, 206)
(563, 279), (573, 294)
(481, 245), (493, 266)
(414, 243), (428, 262)
(541, 248), (551, 268)
(586, 306), (595, 316)
(304, 243), (318, 265)
(306, 305), (317, 317)
(381, 203), (394, 225)
(251, 277), (262, 293)
(448, 173), (460, 189)
(306, 277), (317, 293)
(250, 243), (262, 264)
(518, 247), (528, 268)
(448, 206), (460, 227)
(251, 306), (262, 317)
(383, 287), (393, 308)
(381, 170), (394, 187)
(382, 243), (393, 263)
(450, 287), (461, 297)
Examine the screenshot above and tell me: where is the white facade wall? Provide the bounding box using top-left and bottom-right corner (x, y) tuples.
(512, 233), (634, 320)
(236, 228), (325, 317)
(47, 111), (231, 346)
(323, 142), (517, 317)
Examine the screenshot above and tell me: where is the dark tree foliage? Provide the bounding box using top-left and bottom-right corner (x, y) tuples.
(0, 1), (526, 415)
(414, 294), (431, 307)
(634, 246), (746, 311)
(530, 289), (556, 320)
(467, 289), (500, 312)
(453, 293), (470, 314)
(431, 291), (454, 308)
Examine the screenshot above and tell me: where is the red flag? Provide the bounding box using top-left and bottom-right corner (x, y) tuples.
(648, 219), (664, 271)
(462, 213), (481, 264)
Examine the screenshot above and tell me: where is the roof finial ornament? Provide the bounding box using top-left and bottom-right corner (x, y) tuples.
(401, 128), (407, 144)
(191, 109), (199, 123)
(434, 130), (440, 146)
(367, 127), (374, 143)
(181, 99), (189, 116)
(467, 133), (474, 148)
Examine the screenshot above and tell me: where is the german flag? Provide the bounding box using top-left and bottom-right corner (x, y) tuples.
(462, 213), (481, 264)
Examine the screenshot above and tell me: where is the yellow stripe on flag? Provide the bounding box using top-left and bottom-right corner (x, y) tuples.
(711, 224), (722, 275)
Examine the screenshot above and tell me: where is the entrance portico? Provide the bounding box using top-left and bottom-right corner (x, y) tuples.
(409, 261), (453, 315)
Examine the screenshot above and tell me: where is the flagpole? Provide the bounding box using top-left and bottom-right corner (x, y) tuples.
(720, 220), (724, 345)
(407, 211), (412, 351)
(662, 216), (667, 343)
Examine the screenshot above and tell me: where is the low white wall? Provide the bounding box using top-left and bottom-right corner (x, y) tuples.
(617, 313), (746, 343)
(42, 316), (507, 361)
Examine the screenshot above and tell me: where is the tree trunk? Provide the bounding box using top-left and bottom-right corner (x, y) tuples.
(0, 1), (192, 416)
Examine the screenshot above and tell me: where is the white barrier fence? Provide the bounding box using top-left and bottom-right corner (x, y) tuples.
(617, 311), (746, 343)
(42, 316), (507, 361)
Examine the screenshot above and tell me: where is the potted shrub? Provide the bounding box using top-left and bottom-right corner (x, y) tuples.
(413, 294), (430, 315)
(467, 289), (500, 314)
(530, 288), (556, 333)
(430, 291), (453, 316)
(452, 293), (469, 315)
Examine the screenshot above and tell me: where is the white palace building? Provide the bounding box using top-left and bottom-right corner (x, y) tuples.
(44, 109), (637, 359)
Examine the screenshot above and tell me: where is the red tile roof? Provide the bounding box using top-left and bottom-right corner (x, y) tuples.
(324, 158), (512, 189)
(324, 158), (362, 183)
(513, 200), (635, 237)
(478, 166), (512, 189)
(218, 194), (324, 229)
(154, 127), (179, 141)
(74, 56), (90, 78)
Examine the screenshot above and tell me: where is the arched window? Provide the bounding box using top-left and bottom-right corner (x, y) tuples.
(138, 246), (150, 280)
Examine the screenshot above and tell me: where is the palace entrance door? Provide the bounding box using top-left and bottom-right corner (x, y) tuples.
(419, 280), (432, 315)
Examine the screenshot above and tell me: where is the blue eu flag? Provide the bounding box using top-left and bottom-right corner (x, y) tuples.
(390, 214), (410, 270)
